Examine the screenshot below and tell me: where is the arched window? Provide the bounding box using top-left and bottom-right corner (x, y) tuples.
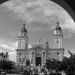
(19, 58), (21, 62)
(57, 52), (59, 55)
(43, 52), (45, 59)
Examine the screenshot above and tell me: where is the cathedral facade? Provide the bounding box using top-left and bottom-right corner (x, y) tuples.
(16, 22), (64, 68)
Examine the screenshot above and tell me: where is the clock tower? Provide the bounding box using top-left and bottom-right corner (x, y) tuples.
(53, 22), (63, 48)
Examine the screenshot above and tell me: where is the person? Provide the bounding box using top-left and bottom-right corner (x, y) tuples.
(44, 70), (47, 75)
(35, 68), (38, 75)
(39, 71), (42, 75)
(32, 70), (35, 75)
(30, 70), (33, 75)
(27, 70), (31, 75)
(42, 71), (45, 75)
(24, 70), (28, 75)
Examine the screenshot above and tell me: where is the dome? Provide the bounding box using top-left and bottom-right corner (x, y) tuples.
(21, 24), (27, 32)
(56, 26), (61, 30)
(56, 22), (62, 31)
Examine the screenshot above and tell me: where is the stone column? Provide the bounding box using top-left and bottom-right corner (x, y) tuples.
(34, 51), (35, 66)
(32, 52), (35, 66)
(42, 51), (43, 66)
(45, 51), (46, 65)
(43, 51), (46, 66)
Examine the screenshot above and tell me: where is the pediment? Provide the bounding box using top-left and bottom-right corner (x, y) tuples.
(33, 45), (44, 50)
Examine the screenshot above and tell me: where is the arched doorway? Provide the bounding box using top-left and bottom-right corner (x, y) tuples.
(35, 52), (42, 66)
(36, 57), (41, 66)
(26, 58), (30, 66)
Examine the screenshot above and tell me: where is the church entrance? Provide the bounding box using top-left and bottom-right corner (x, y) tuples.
(36, 57), (41, 66)
(26, 58), (30, 66)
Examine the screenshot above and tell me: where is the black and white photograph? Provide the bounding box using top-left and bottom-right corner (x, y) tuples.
(0, 0), (75, 75)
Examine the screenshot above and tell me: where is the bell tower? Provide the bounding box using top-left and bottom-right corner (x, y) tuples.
(53, 22), (63, 48)
(17, 24), (28, 49)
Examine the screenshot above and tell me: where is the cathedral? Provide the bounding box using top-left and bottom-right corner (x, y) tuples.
(16, 22), (64, 68)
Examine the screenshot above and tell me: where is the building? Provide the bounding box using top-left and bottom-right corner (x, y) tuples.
(0, 52), (9, 61)
(16, 22), (64, 68)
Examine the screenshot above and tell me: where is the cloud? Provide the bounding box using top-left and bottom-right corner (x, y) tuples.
(2, 0), (75, 32)
(64, 49), (70, 58)
(64, 48), (75, 58)
(0, 44), (15, 51)
(0, 39), (18, 61)
(61, 16), (75, 32)
(11, 41), (18, 49)
(0, 39), (17, 62)
(64, 33), (75, 38)
(0, 39), (17, 52)
(9, 51), (16, 62)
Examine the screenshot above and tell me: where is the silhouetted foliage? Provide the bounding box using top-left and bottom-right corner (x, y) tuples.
(61, 51), (75, 75)
(0, 60), (15, 71)
(45, 50), (75, 75)
(45, 59), (61, 72)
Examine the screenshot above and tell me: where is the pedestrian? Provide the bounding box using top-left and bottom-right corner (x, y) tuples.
(24, 70), (28, 75)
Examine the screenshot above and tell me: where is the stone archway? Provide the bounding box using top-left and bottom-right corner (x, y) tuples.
(51, 0), (75, 21)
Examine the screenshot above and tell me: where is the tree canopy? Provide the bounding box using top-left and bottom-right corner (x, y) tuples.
(0, 60), (15, 71)
(45, 50), (75, 75)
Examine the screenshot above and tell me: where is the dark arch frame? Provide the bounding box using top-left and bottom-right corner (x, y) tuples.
(51, 0), (75, 22)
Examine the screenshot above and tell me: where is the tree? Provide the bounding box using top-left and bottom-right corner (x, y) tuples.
(61, 51), (75, 75)
(45, 50), (75, 75)
(45, 59), (61, 72)
(0, 60), (15, 71)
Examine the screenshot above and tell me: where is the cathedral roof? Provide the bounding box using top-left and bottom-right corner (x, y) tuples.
(21, 24), (27, 33)
(30, 44), (47, 50)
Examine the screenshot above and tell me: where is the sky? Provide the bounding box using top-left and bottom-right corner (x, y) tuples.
(0, 0), (75, 62)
